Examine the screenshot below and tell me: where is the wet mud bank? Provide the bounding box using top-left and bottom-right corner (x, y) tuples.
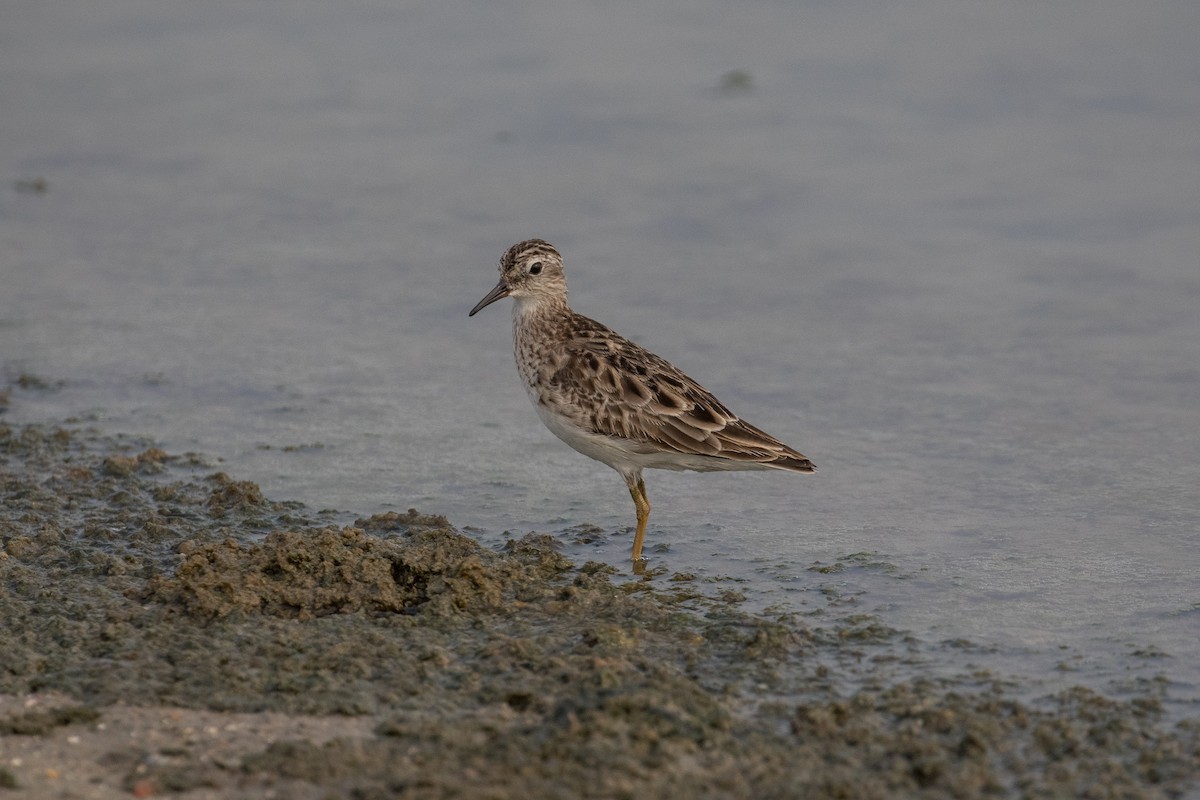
(2, 421), (1198, 798)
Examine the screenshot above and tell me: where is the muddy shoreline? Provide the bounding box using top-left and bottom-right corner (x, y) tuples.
(2, 420), (1197, 798)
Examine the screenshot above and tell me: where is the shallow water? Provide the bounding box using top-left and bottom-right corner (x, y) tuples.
(3, 0), (1198, 715)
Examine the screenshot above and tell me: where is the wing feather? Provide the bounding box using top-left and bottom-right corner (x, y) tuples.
(544, 315), (815, 473)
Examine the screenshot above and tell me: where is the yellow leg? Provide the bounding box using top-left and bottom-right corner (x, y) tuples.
(627, 475), (651, 564)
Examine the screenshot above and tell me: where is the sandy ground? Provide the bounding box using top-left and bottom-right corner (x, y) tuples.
(1, 694), (373, 799)
(2, 412), (1198, 798)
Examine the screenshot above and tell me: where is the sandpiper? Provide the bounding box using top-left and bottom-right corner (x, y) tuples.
(469, 239), (814, 565)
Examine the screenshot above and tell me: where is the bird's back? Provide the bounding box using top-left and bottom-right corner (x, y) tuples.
(514, 304), (815, 474)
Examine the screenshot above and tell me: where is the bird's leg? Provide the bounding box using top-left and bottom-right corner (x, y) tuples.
(627, 475), (651, 565)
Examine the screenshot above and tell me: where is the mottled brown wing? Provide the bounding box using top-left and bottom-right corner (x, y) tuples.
(548, 319), (814, 472)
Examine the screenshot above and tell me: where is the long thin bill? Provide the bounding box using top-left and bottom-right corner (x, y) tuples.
(469, 279), (510, 316)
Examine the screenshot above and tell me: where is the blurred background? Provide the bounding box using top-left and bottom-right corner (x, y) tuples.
(3, 0), (1198, 711)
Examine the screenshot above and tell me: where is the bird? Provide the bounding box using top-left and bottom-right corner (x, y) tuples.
(469, 239), (815, 566)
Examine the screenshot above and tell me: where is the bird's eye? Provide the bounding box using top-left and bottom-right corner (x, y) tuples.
(529, 261), (543, 275)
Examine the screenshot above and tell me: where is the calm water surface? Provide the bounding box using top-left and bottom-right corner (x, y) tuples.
(3, 0), (1198, 713)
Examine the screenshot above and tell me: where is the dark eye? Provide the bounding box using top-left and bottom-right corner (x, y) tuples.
(529, 261), (543, 275)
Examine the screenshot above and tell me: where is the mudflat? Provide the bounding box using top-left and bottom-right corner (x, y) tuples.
(2, 422), (1197, 798)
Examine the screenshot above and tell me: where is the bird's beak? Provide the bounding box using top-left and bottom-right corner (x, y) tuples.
(469, 279), (510, 316)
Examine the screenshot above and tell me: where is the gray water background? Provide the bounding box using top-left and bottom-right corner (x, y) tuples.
(3, 0), (1198, 714)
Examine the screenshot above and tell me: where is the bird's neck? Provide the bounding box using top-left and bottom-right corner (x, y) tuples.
(511, 293), (571, 326)
(511, 295), (572, 364)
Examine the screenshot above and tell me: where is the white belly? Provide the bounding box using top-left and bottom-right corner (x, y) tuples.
(531, 401), (767, 478)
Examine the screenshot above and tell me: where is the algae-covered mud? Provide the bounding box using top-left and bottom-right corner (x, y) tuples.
(2, 420), (1198, 799)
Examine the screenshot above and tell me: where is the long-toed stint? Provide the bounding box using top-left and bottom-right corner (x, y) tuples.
(469, 239), (815, 566)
